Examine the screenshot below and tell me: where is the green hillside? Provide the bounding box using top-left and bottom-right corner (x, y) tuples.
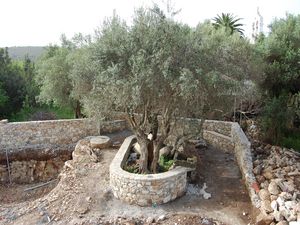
(7, 46), (45, 61)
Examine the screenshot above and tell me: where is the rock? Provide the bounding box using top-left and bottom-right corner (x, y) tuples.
(273, 210), (284, 221)
(201, 218), (213, 225)
(289, 222), (300, 225)
(263, 171), (274, 180)
(257, 175), (266, 183)
(195, 139), (207, 149)
(254, 165), (263, 175)
(157, 215), (166, 221)
(261, 181), (270, 190)
(259, 189), (271, 201)
(279, 192), (293, 200)
(200, 183), (212, 199)
(269, 181), (280, 195)
(271, 195), (278, 201)
(283, 181), (295, 193)
(279, 207), (290, 221)
(285, 200), (296, 210)
(159, 146), (172, 158)
(128, 153), (138, 162)
(276, 221), (288, 225)
(254, 159), (261, 166)
(132, 143), (141, 155)
(124, 221), (136, 225)
(146, 217), (154, 223)
(284, 166), (291, 173)
(85, 196), (92, 202)
(271, 200), (278, 211)
(262, 200), (274, 213)
(256, 212), (274, 225)
(277, 197), (285, 207)
(73, 139), (98, 163)
(75, 197), (89, 215)
(90, 136), (111, 149)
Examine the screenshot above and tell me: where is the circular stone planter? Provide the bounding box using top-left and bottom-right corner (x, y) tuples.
(110, 135), (194, 206)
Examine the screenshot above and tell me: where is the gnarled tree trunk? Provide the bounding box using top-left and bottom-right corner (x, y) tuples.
(136, 134), (149, 174)
(151, 139), (163, 173)
(150, 112), (171, 173)
(74, 100), (82, 118)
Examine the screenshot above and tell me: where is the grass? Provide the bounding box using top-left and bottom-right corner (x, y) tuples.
(281, 130), (300, 152)
(9, 105), (74, 122)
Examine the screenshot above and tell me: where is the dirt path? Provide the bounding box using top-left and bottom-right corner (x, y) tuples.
(0, 132), (254, 225)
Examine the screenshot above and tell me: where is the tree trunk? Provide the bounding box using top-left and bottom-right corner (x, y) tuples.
(137, 135), (149, 174)
(74, 101), (82, 118)
(151, 140), (163, 173)
(148, 141), (154, 169)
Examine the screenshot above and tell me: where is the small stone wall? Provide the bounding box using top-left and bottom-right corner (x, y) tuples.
(0, 119), (126, 184)
(231, 123), (261, 208)
(203, 120), (233, 137)
(110, 135), (193, 206)
(170, 118), (235, 152)
(203, 130), (234, 152)
(0, 119), (127, 150)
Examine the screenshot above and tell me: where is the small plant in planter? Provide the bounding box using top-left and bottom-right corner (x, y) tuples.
(158, 155), (174, 172)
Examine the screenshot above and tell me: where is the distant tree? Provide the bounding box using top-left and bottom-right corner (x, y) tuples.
(212, 13), (244, 36)
(257, 14), (300, 97)
(35, 33), (92, 118)
(194, 22), (260, 119)
(22, 55), (39, 107)
(0, 48), (26, 118)
(35, 45), (79, 117)
(0, 83), (8, 108)
(257, 14), (300, 142)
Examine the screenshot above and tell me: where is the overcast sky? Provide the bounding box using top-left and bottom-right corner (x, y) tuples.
(1, 0), (299, 47)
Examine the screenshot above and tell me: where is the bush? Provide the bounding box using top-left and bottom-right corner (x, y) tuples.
(281, 130), (300, 152)
(9, 105), (73, 122)
(261, 95), (292, 144)
(158, 155), (174, 172)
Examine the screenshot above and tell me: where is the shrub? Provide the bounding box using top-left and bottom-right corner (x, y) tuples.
(261, 95), (292, 144)
(158, 155), (174, 172)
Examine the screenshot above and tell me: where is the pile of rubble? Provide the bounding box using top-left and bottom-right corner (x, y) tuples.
(252, 142), (300, 224)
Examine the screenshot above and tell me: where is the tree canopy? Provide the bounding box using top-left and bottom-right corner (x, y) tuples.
(68, 7), (257, 173)
(257, 14), (300, 97)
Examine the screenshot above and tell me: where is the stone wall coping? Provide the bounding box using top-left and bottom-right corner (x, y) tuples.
(1, 118), (125, 126)
(110, 135), (194, 181)
(204, 130), (232, 141)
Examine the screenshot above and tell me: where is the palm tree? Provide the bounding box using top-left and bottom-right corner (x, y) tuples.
(212, 13), (244, 36)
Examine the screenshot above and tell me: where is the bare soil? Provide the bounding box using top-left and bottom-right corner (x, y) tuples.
(0, 131), (255, 225)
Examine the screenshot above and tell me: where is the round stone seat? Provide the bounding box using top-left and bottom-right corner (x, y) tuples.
(90, 136), (111, 149)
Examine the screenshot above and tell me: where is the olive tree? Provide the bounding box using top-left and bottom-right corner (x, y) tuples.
(35, 34), (91, 118)
(75, 9), (207, 173)
(73, 7), (257, 173)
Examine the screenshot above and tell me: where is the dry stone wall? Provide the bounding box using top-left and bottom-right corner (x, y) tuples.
(0, 119), (127, 150)
(0, 119), (126, 184)
(231, 123), (261, 208)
